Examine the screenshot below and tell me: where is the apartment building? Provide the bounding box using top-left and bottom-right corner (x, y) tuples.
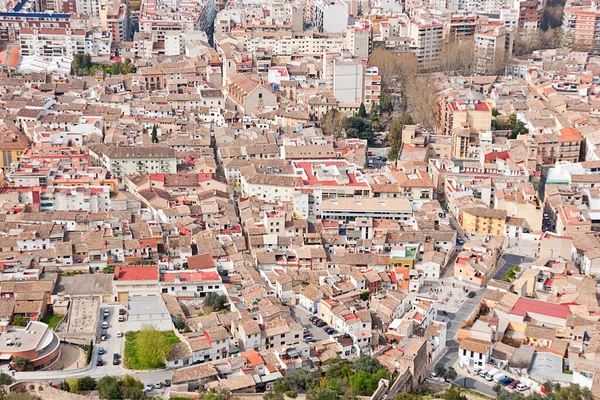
(0, 127), (27, 172)
(442, 96), (492, 134)
(562, 5), (600, 54)
(459, 207), (507, 236)
(88, 144), (177, 176)
(363, 67), (381, 111)
(474, 25), (511, 75)
(19, 28), (86, 57)
(408, 17), (443, 68)
(100, 0), (128, 43)
(313, 0), (348, 33)
(0, 11), (71, 42)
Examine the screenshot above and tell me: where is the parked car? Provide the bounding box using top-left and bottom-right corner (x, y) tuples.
(98, 347), (105, 355)
(324, 327), (334, 334)
(485, 369), (499, 381)
(164, 379), (171, 387)
(316, 321), (327, 327)
(493, 373), (506, 383)
(155, 382), (162, 389)
(516, 383), (528, 391)
(116, 331), (123, 338)
(467, 291), (476, 298)
(308, 316), (318, 322)
(145, 384), (153, 392)
(500, 377), (514, 386)
(113, 353), (119, 365)
(119, 309), (126, 315)
(101, 332), (107, 341)
(118, 315), (124, 322)
(303, 333), (312, 338)
(103, 309), (109, 317)
(508, 380), (520, 389)
(479, 369), (489, 377)
(97, 359), (103, 366)
(473, 367), (483, 375)
(102, 321), (108, 329)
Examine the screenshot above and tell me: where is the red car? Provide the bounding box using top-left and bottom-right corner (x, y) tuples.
(508, 380), (520, 390)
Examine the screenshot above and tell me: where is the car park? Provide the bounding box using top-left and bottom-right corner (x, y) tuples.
(508, 380), (520, 389)
(145, 384), (153, 392)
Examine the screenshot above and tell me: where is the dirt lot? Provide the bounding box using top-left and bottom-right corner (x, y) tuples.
(56, 344), (87, 370)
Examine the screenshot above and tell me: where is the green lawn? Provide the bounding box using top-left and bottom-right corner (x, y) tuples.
(124, 330), (180, 370)
(41, 315), (63, 329)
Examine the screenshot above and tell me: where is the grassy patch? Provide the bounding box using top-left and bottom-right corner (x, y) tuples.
(41, 315), (63, 329)
(124, 330), (180, 370)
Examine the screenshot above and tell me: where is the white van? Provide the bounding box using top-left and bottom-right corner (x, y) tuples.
(493, 373), (506, 383)
(485, 369), (499, 381)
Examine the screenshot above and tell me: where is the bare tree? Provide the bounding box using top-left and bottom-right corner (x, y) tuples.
(438, 39), (475, 76)
(320, 109), (347, 139)
(404, 76), (439, 130)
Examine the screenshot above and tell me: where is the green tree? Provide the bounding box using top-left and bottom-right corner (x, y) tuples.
(387, 113), (413, 161)
(97, 376), (122, 400)
(123, 386), (143, 400)
(86, 340), (94, 364)
(508, 114), (528, 139)
(308, 388), (340, 400)
(4, 394), (41, 400)
(504, 265), (521, 282)
(77, 376), (97, 391)
(0, 373), (14, 385)
(11, 315), (27, 327)
(325, 357), (353, 380)
(357, 103), (367, 118)
(492, 108), (499, 117)
(435, 365), (447, 380)
(11, 357), (33, 371)
(136, 325), (173, 369)
(151, 124), (159, 143)
(446, 367), (457, 381)
(58, 381), (70, 392)
(264, 392), (285, 400)
(370, 103), (380, 132)
(360, 291), (370, 301)
(443, 385), (468, 400)
(204, 292), (227, 311)
(174, 314), (187, 331)
(353, 356), (384, 374)
(380, 92), (393, 114)
(122, 375), (143, 390)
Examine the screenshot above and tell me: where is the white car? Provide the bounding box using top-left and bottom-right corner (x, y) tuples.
(516, 383), (529, 391)
(116, 331), (123, 338)
(102, 321), (108, 329)
(145, 384), (153, 392)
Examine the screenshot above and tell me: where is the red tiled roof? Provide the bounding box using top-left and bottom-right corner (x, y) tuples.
(160, 271), (220, 282)
(509, 297), (570, 320)
(187, 253), (216, 270)
(113, 265), (158, 281)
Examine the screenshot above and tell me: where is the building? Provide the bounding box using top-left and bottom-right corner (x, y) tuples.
(321, 197), (413, 221)
(100, 0), (128, 43)
(19, 27), (85, 57)
(460, 207), (507, 236)
(0, 127), (27, 171)
(159, 271), (224, 297)
(126, 295), (172, 331)
(0, 11), (71, 42)
(332, 58), (364, 105)
(363, 67), (381, 111)
(562, 5), (600, 54)
(89, 144), (177, 177)
(474, 25), (511, 75)
(0, 321), (60, 371)
(459, 338), (492, 368)
(409, 17), (443, 69)
(112, 265), (160, 302)
(313, 0), (348, 33)
(226, 74), (278, 115)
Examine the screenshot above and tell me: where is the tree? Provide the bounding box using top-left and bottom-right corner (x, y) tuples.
(370, 103), (380, 132)
(86, 340), (94, 365)
(360, 291), (370, 301)
(174, 314), (187, 331)
(264, 392), (285, 400)
(435, 365), (447, 380)
(492, 108), (500, 117)
(438, 39), (474, 75)
(4, 394), (41, 400)
(204, 292), (227, 311)
(508, 114), (528, 139)
(58, 381), (70, 392)
(151, 124), (158, 143)
(354, 356), (384, 374)
(11, 316), (27, 327)
(136, 325), (173, 369)
(446, 367), (457, 381)
(404, 76), (438, 130)
(320, 109), (347, 139)
(345, 117), (374, 144)
(0, 373), (13, 385)
(77, 376), (97, 391)
(123, 386), (143, 400)
(380, 92), (393, 114)
(12, 357), (33, 371)
(443, 385), (468, 400)
(325, 357), (353, 380)
(504, 265), (521, 282)
(357, 103), (367, 118)
(307, 388), (340, 400)
(387, 113), (413, 161)
(97, 376), (122, 400)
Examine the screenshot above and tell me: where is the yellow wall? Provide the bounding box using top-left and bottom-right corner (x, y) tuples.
(461, 212), (505, 235)
(0, 148), (24, 171)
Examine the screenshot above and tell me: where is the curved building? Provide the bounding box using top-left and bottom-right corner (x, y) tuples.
(0, 321), (61, 371)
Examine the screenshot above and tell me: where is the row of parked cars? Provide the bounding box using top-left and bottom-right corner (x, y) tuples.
(475, 367), (528, 391)
(146, 380), (171, 392)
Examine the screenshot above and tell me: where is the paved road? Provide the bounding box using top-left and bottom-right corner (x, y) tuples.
(96, 304), (125, 374)
(290, 305), (331, 342)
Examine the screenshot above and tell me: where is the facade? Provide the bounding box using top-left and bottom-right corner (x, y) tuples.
(313, 0), (348, 33)
(460, 207), (507, 235)
(19, 28), (85, 57)
(562, 6), (600, 54)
